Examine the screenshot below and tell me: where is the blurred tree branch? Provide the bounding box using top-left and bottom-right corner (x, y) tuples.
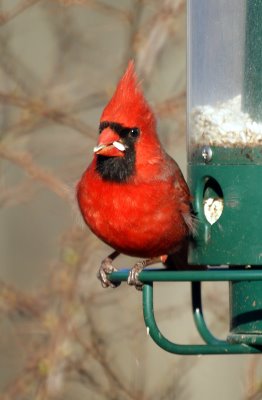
(0, 0), (41, 26)
(0, 143), (71, 201)
(0, 91), (96, 138)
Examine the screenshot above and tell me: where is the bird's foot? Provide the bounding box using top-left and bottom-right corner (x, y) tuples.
(127, 260), (147, 291)
(97, 256), (120, 288)
(127, 256), (167, 291)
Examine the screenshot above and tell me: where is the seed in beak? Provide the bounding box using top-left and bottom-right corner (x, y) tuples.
(113, 141), (126, 152)
(93, 144), (106, 153)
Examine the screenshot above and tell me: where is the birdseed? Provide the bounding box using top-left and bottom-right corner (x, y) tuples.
(191, 95), (262, 147)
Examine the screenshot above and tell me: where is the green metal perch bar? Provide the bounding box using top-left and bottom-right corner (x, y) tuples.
(109, 269), (262, 355)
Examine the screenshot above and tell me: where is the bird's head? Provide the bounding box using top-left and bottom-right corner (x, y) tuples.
(94, 61), (162, 183)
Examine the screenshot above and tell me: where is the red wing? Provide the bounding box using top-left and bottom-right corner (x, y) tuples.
(167, 156), (196, 234)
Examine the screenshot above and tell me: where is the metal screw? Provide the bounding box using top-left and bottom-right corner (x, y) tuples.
(201, 146), (212, 163)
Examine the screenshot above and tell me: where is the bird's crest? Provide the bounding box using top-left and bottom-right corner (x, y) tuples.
(101, 61), (156, 130)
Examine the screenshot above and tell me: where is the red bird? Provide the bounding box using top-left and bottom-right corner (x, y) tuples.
(77, 62), (194, 289)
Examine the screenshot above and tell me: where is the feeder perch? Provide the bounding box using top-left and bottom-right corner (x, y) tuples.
(109, 0), (262, 355)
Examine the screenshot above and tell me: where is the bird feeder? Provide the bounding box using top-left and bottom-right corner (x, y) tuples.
(109, 0), (262, 354)
(188, 0), (262, 348)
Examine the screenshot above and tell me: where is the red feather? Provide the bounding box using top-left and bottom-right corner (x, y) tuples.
(77, 62), (192, 260)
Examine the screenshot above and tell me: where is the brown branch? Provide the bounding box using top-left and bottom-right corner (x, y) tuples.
(0, 179), (34, 208)
(245, 356), (262, 400)
(0, 91), (96, 138)
(0, 143), (71, 201)
(87, 312), (138, 400)
(154, 90), (186, 118)
(1, 369), (36, 400)
(53, 0), (132, 23)
(1, 90), (107, 140)
(71, 363), (114, 399)
(135, 0), (185, 80)
(0, 0), (41, 26)
(0, 280), (43, 318)
(0, 37), (40, 94)
(122, 0), (144, 66)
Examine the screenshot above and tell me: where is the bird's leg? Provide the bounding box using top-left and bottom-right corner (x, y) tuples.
(127, 255), (167, 291)
(97, 250), (120, 288)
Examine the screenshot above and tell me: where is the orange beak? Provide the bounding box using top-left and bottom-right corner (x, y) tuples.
(94, 127), (126, 157)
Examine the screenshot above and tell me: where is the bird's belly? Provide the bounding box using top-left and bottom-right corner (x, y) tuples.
(82, 186), (188, 258)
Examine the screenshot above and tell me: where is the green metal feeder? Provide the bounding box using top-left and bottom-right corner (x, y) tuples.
(110, 0), (262, 355)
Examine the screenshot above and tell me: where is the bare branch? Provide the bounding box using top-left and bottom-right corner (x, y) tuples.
(0, 143), (71, 201)
(136, 0), (185, 79)
(0, 91), (96, 138)
(0, 0), (41, 26)
(52, 0), (132, 23)
(154, 90), (186, 118)
(0, 179), (34, 208)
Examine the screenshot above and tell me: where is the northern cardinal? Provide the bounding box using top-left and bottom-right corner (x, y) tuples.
(77, 62), (194, 289)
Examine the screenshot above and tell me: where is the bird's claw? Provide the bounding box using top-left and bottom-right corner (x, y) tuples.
(127, 262), (144, 291)
(97, 257), (120, 288)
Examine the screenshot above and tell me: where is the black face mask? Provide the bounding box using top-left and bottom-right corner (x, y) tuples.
(96, 121), (140, 183)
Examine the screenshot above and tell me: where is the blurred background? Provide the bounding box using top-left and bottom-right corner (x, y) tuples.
(0, 0), (261, 399)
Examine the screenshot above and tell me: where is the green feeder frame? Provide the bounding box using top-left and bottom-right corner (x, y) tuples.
(109, 269), (262, 354)
(108, 0), (262, 355)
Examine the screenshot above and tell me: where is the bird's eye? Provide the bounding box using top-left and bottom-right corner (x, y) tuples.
(129, 128), (140, 138)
